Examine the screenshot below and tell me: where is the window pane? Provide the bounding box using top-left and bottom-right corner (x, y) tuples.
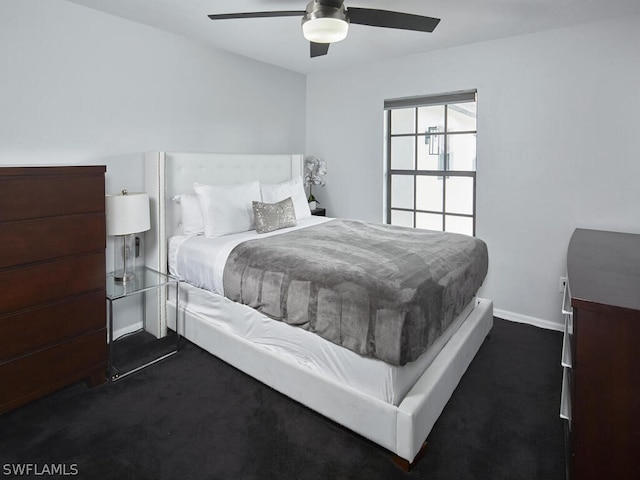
(390, 175), (414, 209)
(390, 136), (415, 170)
(416, 212), (442, 231)
(445, 215), (473, 236)
(447, 102), (476, 132)
(445, 176), (474, 215)
(391, 209), (413, 228)
(447, 133), (476, 171)
(416, 175), (443, 212)
(417, 105), (445, 134)
(391, 108), (415, 134)
(417, 134), (444, 170)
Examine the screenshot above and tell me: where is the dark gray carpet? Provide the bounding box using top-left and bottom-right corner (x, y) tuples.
(110, 329), (180, 379)
(0, 318), (564, 480)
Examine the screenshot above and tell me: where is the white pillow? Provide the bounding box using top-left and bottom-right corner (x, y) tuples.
(260, 177), (311, 220)
(194, 181), (262, 237)
(172, 194), (204, 236)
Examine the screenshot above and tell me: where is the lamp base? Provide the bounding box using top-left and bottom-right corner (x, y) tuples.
(114, 234), (137, 283)
(114, 271), (136, 283)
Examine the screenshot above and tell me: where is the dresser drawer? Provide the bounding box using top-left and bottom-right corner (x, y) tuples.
(0, 167), (105, 222)
(0, 252), (105, 315)
(0, 291), (105, 361)
(0, 213), (105, 269)
(0, 328), (107, 412)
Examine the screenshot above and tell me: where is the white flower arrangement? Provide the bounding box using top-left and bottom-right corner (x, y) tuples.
(303, 156), (327, 203)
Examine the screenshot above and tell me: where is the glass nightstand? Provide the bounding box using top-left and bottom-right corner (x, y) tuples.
(106, 266), (180, 381)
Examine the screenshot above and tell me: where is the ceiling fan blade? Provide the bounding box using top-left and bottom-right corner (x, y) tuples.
(310, 42), (330, 58)
(318, 0), (345, 8)
(347, 8), (440, 33)
(208, 11), (304, 20)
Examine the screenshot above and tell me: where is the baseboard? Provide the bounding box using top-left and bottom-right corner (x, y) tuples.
(493, 308), (563, 332)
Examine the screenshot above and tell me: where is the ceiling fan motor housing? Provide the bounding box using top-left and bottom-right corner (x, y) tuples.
(302, 0), (350, 43)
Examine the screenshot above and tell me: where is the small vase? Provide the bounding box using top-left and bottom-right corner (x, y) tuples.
(308, 201), (317, 211)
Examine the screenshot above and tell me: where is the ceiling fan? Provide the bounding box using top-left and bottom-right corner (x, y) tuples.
(208, 0), (440, 58)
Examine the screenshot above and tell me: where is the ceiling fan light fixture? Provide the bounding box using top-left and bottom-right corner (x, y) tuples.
(302, 17), (349, 43)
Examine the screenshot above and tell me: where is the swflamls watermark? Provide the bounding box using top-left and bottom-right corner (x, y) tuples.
(2, 464), (79, 476)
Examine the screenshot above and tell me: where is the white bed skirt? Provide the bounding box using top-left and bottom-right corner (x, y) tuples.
(167, 289), (493, 463)
(169, 281), (477, 405)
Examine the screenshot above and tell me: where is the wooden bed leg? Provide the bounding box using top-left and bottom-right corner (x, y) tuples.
(393, 442), (428, 472)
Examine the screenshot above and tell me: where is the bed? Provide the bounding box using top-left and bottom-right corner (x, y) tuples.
(143, 151), (493, 469)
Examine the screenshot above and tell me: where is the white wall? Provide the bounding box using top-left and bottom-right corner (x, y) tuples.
(306, 15), (640, 329)
(1, 0), (306, 336)
(0, 0), (305, 257)
(4, 1), (639, 331)
(0, 0), (306, 182)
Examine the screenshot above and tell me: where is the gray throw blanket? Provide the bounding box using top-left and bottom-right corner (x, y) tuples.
(223, 219), (488, 366)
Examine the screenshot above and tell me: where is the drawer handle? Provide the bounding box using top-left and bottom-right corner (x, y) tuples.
(561, 281), (572, 315)
(561, 318), (572, 368)
(560, 368), (572, 425)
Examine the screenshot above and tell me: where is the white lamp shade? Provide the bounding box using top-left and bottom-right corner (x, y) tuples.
(302, 17), (349, 43)
(105, 192), (151, 236)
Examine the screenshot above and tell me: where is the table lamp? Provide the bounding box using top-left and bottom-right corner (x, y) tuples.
(106, 189), (150, 282)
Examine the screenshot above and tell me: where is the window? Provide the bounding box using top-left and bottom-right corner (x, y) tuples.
(384, 90), (477, 236)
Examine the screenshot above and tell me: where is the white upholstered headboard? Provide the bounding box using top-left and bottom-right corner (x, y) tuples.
(144, 152), (303, 274)
(142, 152), (303, 338)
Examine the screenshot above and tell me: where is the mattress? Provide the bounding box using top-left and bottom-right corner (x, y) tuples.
(168, 220), (477, 405)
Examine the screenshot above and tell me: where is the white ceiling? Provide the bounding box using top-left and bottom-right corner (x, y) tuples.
(65, 0), (640, 74)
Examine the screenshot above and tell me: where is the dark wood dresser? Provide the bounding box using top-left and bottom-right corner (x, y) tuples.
(0, 166), (107, 413)
(564, 228), (640, 480)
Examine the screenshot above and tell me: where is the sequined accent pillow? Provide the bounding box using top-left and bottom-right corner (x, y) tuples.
(252, 197), (297, 234)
